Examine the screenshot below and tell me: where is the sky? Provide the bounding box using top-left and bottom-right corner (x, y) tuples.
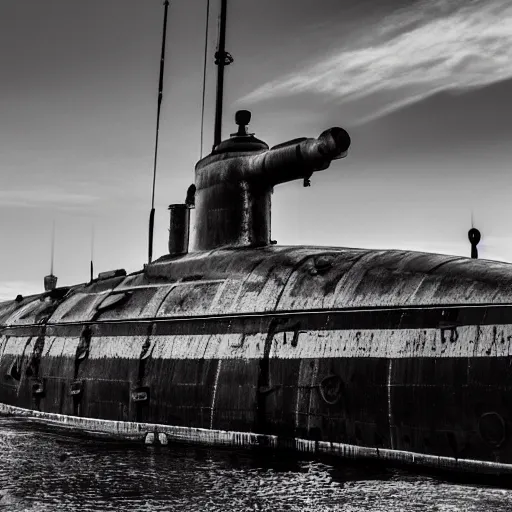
(0, 0), (511, 300)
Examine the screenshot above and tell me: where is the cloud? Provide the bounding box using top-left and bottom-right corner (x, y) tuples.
(238, 0), (512, 124)
(0, 188), (99, 209)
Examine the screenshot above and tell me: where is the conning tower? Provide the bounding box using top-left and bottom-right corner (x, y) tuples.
(191, 110), (351, 251)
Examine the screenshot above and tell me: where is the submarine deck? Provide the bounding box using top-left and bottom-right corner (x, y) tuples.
(2, 245), (512, 326)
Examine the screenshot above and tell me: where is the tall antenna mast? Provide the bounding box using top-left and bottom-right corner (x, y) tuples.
(213, 0), (233, 150)
(148, 0), (170, 264)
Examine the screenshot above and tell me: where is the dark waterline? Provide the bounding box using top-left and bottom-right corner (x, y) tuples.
(1, 418), (512, 512)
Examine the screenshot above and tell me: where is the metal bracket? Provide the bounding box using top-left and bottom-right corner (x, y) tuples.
(131, 386), (150, 403)
(214, 51), (234, 66)
(69, 380), (84, 396)
(31, 378), (45, 397)
(258, 384), (281, 396)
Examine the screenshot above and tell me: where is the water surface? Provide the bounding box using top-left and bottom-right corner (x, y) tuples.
(0, 418), (511, 511)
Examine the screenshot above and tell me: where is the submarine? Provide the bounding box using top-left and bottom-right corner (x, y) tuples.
(1, 1), (512, 478)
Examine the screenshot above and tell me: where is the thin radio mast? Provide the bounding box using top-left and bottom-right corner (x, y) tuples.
(148, 0), (170, 264)
(44, 220), (58, 292)
(90, 224), (95, 282)
(213, 0), (233, 150)
(50, 220), (55, 276)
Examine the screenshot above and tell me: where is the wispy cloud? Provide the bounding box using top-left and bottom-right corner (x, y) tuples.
(0, 188), (99, 209)
(238, 0), (512, 124)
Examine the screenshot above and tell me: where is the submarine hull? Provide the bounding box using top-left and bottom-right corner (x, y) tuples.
(2, 246), (512, 475)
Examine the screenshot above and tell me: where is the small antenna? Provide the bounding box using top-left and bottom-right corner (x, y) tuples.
(148, 0), (171, 264)
(50, 220), (55, 275)
(468, 211), (481, 259)
(90, 224), (95, 282)
(44, 220), (58, 292)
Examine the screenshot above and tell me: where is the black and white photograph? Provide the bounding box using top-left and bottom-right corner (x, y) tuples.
(1, 0), (512, 510)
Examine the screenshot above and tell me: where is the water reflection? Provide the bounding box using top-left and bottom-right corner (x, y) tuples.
(0, 418), (511, 511)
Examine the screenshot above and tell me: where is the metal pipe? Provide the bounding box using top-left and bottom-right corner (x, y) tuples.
(197, 127), (351, 189)
(252, 127), (351, 186)
(168, 204), (190, 256)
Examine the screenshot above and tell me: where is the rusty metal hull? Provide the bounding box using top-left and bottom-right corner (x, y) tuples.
(2, 246), (512, 475)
